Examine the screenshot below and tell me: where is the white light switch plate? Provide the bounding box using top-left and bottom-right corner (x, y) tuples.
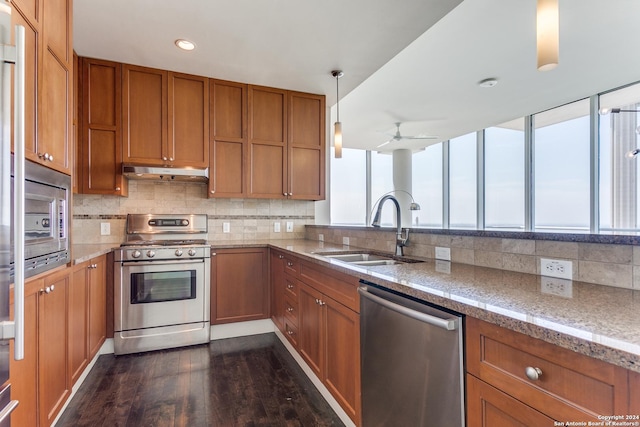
(274, 222), (281, 232)
(223, 222), (230, 233)
(435, 246), (451, 261)
(100, 223), (110, 236)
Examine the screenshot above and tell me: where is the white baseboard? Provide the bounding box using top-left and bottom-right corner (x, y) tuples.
(274, 329), (356, 427)
(209, 319), (275, 340)
(100, 337), (114, 354)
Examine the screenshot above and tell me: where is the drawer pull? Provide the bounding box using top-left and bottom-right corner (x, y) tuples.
(286, 307), (294, 313)
(287, 329), (294, 336)
(287, 262), (294, 267)
(287, 284), (294, 290)
(525, 366), (543, 381)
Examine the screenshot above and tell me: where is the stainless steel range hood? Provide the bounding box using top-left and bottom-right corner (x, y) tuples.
(122, 164), (209, 182)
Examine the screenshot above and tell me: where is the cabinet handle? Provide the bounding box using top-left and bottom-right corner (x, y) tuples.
(40, 285), (54, 294)
(287, 262), (293, 267)
(286, 307), (294, 313)
(38, 152), (52, 161)
(525, 366), (543, 381)
(320, 300), (325, 306)
(278, 255), (284, 259)
(115, 187), (121, 191)
(49, 154), (53, 162)
(211, 252), (216, 256)
(283, 192), (287, 196)
(210, 190), (215, 194)
(286, 284), (294, 290)
(315, 298), (319, 304)
(287, 330), (294, 336)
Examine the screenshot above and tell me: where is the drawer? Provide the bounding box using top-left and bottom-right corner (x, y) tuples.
(283, 318), (298, 348)
(466, 317), (629, 421)
(284, 257), (299, 276)
(284, 294), (298, 326)
(284, 275), (298, 298)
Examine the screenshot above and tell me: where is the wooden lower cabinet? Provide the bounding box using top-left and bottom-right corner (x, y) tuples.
(466, 374), (555, 427)
(11, 268), (72, 427)
(466, 317), (631, 425)
(70, 265), (89, 385)
(87, 256), (107, 358)
(271, 251), (361, 425)
(211, 248), (269, 324)
(270, 250), (286, 331)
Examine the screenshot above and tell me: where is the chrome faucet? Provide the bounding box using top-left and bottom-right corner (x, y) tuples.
(371, 195), (411, 256)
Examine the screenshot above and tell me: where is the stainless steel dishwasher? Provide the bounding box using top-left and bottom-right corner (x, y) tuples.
(359, 281), (465, 427)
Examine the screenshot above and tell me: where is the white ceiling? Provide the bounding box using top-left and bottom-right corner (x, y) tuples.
(73, 0), (640, 152)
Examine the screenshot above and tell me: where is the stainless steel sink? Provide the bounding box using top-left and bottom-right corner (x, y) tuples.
(316, 251), (423, 266)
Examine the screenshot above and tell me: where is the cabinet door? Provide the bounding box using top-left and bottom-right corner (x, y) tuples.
(69, 264), (89, 386)
(80, 58), (126, 195)
(211, 248), (269, 324)
(11, 7), (38, 159)
(42, 0), (72, 67)
(247, 86), (287, 198)
(467, 375), (555, 427)
(209, 80), (247, 197)
(38, 48), (71, 174)
(88, 256), (107, 358)
(39, 270), (70, 427)
(9, 279), (40, 427)
(288, 91), (325, 200)
(297, 282), (324, 378)
(168, 72), (209, 167)
(122, 65), (167, 165)
(324, 297), (360, 425)
(270, 250), (286, 331)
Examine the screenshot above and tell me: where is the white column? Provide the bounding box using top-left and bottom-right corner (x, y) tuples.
(392, 149), (413, 228)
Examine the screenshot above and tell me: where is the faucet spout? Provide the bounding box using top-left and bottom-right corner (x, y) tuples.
(371, 195), (410, 256)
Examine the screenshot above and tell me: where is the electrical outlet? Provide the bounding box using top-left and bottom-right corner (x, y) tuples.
(318, 233), (324, 242)
(286, 222), (294, 232)
(540, 258), (573, 280)
(342, 236), (350, 246)
(541, 276), (573, 298)
(435, 246), (451, 261)
(274, 222), (281, 233)
(223, 222), (230, 233)
(100, 222), (110, 236)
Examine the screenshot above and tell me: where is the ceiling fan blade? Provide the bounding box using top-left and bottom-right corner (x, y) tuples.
(403, 135), (439, 140)
(377, 139), (393, 148)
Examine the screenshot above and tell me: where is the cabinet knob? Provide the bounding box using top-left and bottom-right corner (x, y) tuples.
(169, 157), (174, 161)
(210, 190), (215, 194)
(287, 284), (293, 290)
(287, 329), (294, 336)
(525, 366), (543, 381)
(163, 156), (168, 161)
(287, 262), (293, 267)
(287, 307), (294, 313)
(49, 154), (54, 162)
(278, 255), (284, 259)
(211, 252), (216, 256)
(115, 187), (121, 191)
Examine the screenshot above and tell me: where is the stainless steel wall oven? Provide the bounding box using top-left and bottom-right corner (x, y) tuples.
(113, 214), (210, 355)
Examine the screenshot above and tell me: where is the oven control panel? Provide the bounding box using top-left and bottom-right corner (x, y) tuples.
(114, 246), (210, 262)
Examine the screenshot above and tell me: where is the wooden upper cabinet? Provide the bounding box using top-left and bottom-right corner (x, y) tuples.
(247, 85), (287, 198)
(12, 0), (40, 24)
(42, 0), (72, 67)
(123, 66), (209, 168)
(168, 72), (209, 167)
(122, 64), (167, 165)
(11, 7), (38, 158)
(209, 79), (247, 198)
(80, 58), (126, 195)
(288, 91), (325, 200)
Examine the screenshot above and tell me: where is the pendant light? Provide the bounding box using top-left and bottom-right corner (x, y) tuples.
(536, 0), (559, 71)
(331, 70), (344, 158)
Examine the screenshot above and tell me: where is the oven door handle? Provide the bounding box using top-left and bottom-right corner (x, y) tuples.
(119, 258), (206, 267)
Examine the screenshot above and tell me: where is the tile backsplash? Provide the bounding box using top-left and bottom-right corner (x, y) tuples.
(306, 225), (640, 290)
(73, 180), (314, 243)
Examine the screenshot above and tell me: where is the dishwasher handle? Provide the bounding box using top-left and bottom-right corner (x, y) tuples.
(358, 286), (459, 331)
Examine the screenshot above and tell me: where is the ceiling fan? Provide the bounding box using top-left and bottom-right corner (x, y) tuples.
(377, 122), (438, 148)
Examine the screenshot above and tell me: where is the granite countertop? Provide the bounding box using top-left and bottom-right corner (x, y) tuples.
(72, 239), (640, 372)
(72, 243), (119, 264)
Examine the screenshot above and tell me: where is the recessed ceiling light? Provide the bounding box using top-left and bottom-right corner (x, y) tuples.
(175, 39), (196, 51)
(478, 78), (498, 88)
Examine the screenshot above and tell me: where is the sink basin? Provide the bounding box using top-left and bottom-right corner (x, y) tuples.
(315, 251), (423, 266)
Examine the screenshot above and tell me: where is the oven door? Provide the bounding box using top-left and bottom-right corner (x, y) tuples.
(115, 258), (208, 332)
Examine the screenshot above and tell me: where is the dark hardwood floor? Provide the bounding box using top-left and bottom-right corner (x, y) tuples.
(57, 333), (345, 427)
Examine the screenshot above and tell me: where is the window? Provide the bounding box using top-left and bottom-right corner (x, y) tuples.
(449, 133), (477, 229)
(599, 83), (640, 233)
(371, 151), (395, 226)
(412, 144), (443, 227)
(485, 120), (525, 230)
(534, 100), (591, 232)
(330, 148), (366, 225)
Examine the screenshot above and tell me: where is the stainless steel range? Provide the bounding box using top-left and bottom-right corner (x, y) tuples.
(113, 214), (211, 355)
